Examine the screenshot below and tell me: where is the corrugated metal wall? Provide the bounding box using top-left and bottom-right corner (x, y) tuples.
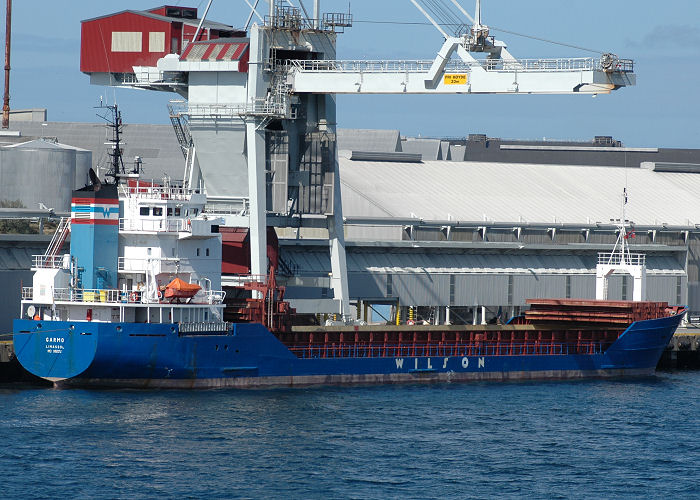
(281, 245), (687, 307)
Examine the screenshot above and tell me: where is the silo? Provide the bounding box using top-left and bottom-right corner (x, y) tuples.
(0, 139), (91, 212)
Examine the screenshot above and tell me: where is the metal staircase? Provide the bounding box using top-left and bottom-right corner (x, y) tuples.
(45, 217), (71, 258)
(167, 100), (193, 158)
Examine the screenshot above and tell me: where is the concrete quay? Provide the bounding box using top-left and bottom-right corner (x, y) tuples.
(658, 329), (700, 370)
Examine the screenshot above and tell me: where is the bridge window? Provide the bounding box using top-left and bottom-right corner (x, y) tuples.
(206, 248), (210, 257)
(167, 207), (173, 216)
(140, 207), (150, 216)
(153, 207), (163, 217)
(174, 207), (181, 216)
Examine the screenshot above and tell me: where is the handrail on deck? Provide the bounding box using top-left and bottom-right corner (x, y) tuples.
(22, 287), (225, 305)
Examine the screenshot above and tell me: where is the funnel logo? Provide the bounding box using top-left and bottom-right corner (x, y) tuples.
(71, 198), (119, 225)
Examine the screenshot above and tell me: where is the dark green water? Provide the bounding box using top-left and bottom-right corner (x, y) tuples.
(1, 373), (698, 499)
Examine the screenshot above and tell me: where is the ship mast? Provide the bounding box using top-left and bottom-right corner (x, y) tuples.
(97, 103), (126, 181)
(596, 188), (646, 301)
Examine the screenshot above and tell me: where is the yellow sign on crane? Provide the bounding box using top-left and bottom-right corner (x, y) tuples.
(444, 74), (468, 85)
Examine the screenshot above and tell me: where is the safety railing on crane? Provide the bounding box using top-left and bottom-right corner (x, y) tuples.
(185, 99), (289, 119)
(287, 56), (633, 74)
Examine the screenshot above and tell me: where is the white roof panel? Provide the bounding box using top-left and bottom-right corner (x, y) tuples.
(339, 159), (700, 226)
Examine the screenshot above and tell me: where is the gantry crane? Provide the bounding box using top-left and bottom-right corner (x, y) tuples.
(83, 0), (636, 319)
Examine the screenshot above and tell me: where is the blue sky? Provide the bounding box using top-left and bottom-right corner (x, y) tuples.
(4, 1), (700, 147)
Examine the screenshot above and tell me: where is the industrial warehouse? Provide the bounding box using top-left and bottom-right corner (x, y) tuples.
(1, 114), (700, 330)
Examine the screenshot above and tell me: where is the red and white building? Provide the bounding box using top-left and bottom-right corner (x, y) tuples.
(80, 5), (241, 77)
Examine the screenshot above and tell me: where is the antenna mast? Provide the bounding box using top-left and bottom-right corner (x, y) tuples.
(97, 103), (126, 181)
(2, 0), (11, 129)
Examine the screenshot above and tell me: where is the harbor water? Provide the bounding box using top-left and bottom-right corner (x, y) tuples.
(2, 373), (699, 499)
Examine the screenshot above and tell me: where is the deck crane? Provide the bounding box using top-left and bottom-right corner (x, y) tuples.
(81, 0), (636, 320)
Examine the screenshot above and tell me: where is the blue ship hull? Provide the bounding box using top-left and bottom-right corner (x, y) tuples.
(12, 312), (684, 389)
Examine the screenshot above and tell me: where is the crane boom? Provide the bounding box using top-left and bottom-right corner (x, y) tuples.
(287, 56), (634, 95)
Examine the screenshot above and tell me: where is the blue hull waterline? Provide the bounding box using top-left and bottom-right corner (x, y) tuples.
(13, 311), (684, 389)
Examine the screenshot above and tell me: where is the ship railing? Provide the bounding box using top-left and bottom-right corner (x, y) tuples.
(32, 254), (69, 270)
(288, 341), (606, 359)
(207, 290), (227, 304)
(119, 218), (192, 233)
(118, 184), (198, 201)
(50, 288), (124, 303)
(24, 287), (225, 305)
(598, 252), (646, 266)
(178, 322), (231, 334)
(288, 57), (624, 74)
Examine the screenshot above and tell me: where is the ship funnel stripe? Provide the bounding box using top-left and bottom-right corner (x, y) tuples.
(71, 199), (120, 225)
(71, 218), (119, 225)
(72, 198), (119, 205)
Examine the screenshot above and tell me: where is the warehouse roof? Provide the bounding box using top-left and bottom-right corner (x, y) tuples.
(339, 159), (700, 227)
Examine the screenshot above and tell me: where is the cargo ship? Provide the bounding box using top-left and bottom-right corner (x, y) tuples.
(10, 4), (673, 389)
(11, 116), (686, 387)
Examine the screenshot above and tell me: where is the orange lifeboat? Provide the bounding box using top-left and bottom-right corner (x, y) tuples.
(163, 278), (201, 303)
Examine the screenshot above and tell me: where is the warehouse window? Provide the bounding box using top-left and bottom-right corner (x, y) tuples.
(149, 32), (165, 53)
(386, 274), (393, 296)
(621, 276), (628, 301)
(565, 276), (571, 299)
(677, 277), (683, 304)
(449, 275), (455, 306)
(112, 32), (142, 52)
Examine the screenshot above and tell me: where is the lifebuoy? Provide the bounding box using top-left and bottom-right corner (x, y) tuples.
(129, 292), (137, 302)
(407, 320), (415, 326)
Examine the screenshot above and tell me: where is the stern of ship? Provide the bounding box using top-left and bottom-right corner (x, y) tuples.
(12, 320), (99, 382)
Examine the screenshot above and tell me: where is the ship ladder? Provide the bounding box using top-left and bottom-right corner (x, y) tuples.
(44, 217), (71, 261)
(167, 101), (193, 158)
